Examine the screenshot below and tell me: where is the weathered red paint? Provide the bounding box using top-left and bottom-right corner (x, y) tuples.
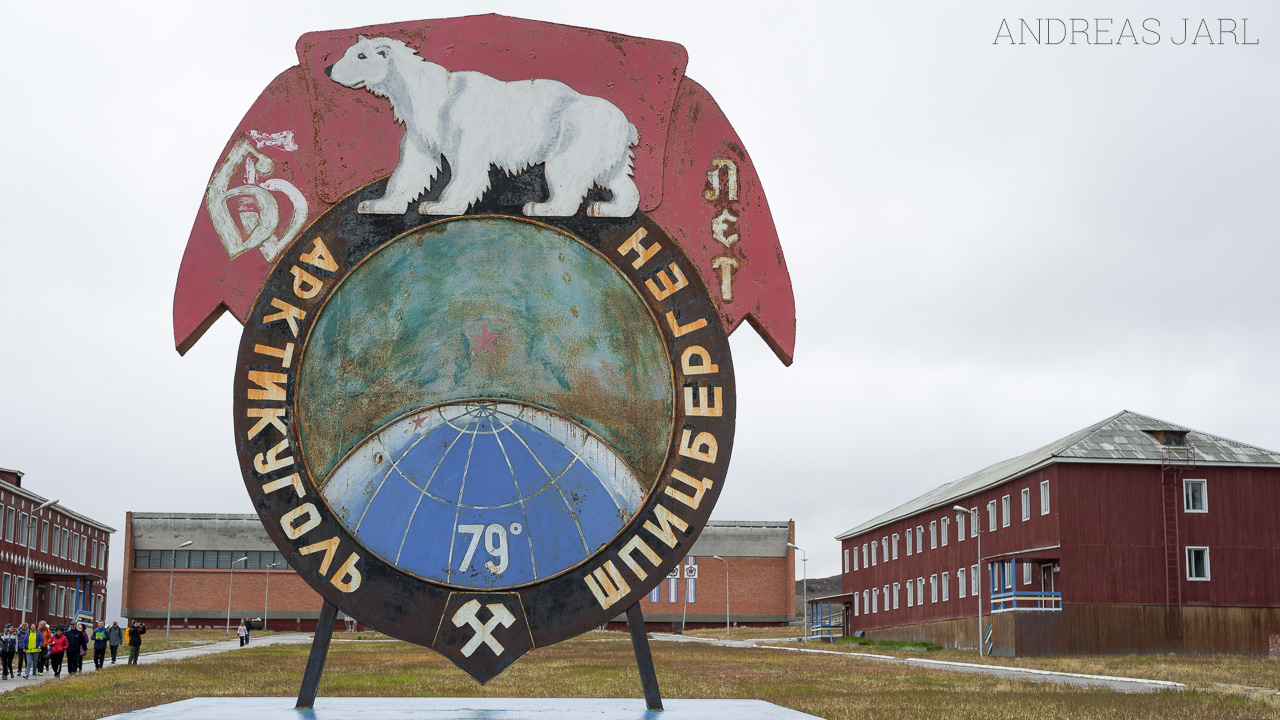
(173, 14), (796, 364)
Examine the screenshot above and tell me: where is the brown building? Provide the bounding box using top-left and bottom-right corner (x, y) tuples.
(121, 512), (359, 631)
(124, 512), (793, 634)
(0, 468), (114, 626)
(611, 520), (796, 631)
(823, 411), (1280, 656)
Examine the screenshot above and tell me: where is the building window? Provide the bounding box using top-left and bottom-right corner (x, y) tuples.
(956, 512), (965, 542)
(892, 582), (900, 610)
(57, 587), (66, 617)
(987, 501), (996, 531)
(872, 587), (879, 613)
(0, 573), (8, 608)
(883, 584), (890, 611)
(941, 572), (950, 601)
(1041, 480), (1050, 514)
(958, 568), (967, 598)
(881, 537), (889, 563)
(906, 530), (913, 556)
(1186, 547), (1210, 581)
(80, 535), (87, 565)
(941, 517), (949, 546)
(1183, 479), (1207, 513)
(1001, 495), (1011, 527)
(91, 540), (99, 569)
(52, 526), (61, 557)
(916, 525), (924, 552)
(40, 521), (49, 553)
(863, 590), (869, 614)
(17, 513), (27, 547)
(906, 581), (914, 607)
(930, 574), (938, 603)
(3, 508), (11, 542)
(1005, 560), (1014, 590)
(892, 533), (899, 560)
(971, 508), (979, 537)
(930, 521), (937, 549)
(100, 543), (108, 570)
(862, 544), (868, 568)
(916, 577), (924, 606)
(1021, 488), (1031, 521)
(853, 592), (859, 617)
(871, 541), (877, 566)
(971, 564), (979, 596)
(844, 549), (851, 573)
(61, 528), (69, 557)
(1023, 562), (1032, 585)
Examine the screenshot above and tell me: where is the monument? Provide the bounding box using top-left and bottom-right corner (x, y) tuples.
(171, 14), (798, 715)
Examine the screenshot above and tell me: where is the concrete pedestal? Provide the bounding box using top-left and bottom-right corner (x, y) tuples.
(102, 697), (821, 719)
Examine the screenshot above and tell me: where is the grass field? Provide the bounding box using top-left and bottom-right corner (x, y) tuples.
(759, 637), (1280, 693)
(0, 631), (1276, 719)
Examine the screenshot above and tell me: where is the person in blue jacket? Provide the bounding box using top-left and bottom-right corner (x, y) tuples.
(18, 623), (44, 679)
(91, 622), (109, 669)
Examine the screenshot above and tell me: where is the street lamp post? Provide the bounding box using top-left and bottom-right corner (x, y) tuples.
(21, 499), (58, 626)
(226, 556), (248, 637)
(712, 555), (729, 638)
(787, 543), (807, 641)
(263, 562), (281, 632)
(165, 540), (193, 646)
(953, 505), (984, 657)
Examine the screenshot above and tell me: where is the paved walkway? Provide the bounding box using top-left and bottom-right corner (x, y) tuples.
(0, 632), (314, 694)
(650, 634), (1188, 694)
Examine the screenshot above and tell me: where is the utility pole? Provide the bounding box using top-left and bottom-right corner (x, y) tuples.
(787, 543), (807, 641)
(165, 540), (193, 646)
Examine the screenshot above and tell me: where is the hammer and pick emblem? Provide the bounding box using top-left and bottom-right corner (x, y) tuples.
(452, 599), (517, 657)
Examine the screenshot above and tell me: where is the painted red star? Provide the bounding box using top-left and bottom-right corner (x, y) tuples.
(410, 415), (428, 430)
(470, 326), (499, 353)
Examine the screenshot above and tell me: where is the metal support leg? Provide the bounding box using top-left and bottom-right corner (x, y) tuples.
(296, 601), (339, 709)
(626, 602), (663, 711)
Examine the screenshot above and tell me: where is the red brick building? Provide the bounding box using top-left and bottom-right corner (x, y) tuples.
(823, 411), (1280, 656)
(121, 512), (356, 631)
(610, 520), (796, 631)
(0, 468), (113, 626)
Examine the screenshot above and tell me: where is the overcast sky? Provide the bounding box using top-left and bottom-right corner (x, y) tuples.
(2, 1), (1277, 620)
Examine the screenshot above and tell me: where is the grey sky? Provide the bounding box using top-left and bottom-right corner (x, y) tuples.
(1, 2), (1277, 620)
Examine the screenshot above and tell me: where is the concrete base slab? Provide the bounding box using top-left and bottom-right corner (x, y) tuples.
(102, 697), (820, 719)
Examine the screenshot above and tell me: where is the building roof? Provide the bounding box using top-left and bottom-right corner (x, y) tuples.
(130, 512), (273, 550)
(836, 410), (1280, 541)
(690, 520), (791, 558)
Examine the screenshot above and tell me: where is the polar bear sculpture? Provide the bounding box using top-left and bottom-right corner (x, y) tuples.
(326, 36), (640, 218)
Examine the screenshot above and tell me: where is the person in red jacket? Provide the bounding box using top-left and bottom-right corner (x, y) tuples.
(48, 628), (68, 678)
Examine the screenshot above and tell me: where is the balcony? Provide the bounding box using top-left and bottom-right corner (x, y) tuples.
(990, 589), (1061, 614)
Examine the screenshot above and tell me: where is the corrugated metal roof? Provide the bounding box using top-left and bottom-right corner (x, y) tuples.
(835, 410), (1280, 541)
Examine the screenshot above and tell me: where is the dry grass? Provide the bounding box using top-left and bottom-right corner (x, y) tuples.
(763, 639), (1280, 693)
(0, 632), (1275, 719)
(681, 625), (802, 640)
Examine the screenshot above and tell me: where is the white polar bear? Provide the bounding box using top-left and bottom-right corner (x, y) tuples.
(326, 36), (640, 218)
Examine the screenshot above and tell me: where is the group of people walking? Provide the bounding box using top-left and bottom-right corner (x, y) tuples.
(0, 620), (144, 679)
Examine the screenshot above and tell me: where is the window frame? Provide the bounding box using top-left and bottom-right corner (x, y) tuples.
(941, 571), (950, 601)
(1186, 546), (1211, 581)
(958, 567), (967, 598)
(844, 548), (851, 573)
(987, 501), (997, 531)
(1183, 479), (1208, 513)
(906, 528), (913, 556)
(1001, 495), (1011, 527)
(1040, 480), (1050, 515)
(892, 533), (899, 560)
(1021, 488), (1031, 521)
(916, 577), (924, 606)
(930, 574), (938, 603)
(941, 517), (950, 546)
(956, 512), (965, 541)
(971, 564), (979, 596)
(929, 521), (937, 549)
(0, 572), (8, 608)
(971, 507), (979, 537)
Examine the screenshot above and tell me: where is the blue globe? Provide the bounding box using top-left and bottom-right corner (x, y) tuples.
(322, 402), (646, 589)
